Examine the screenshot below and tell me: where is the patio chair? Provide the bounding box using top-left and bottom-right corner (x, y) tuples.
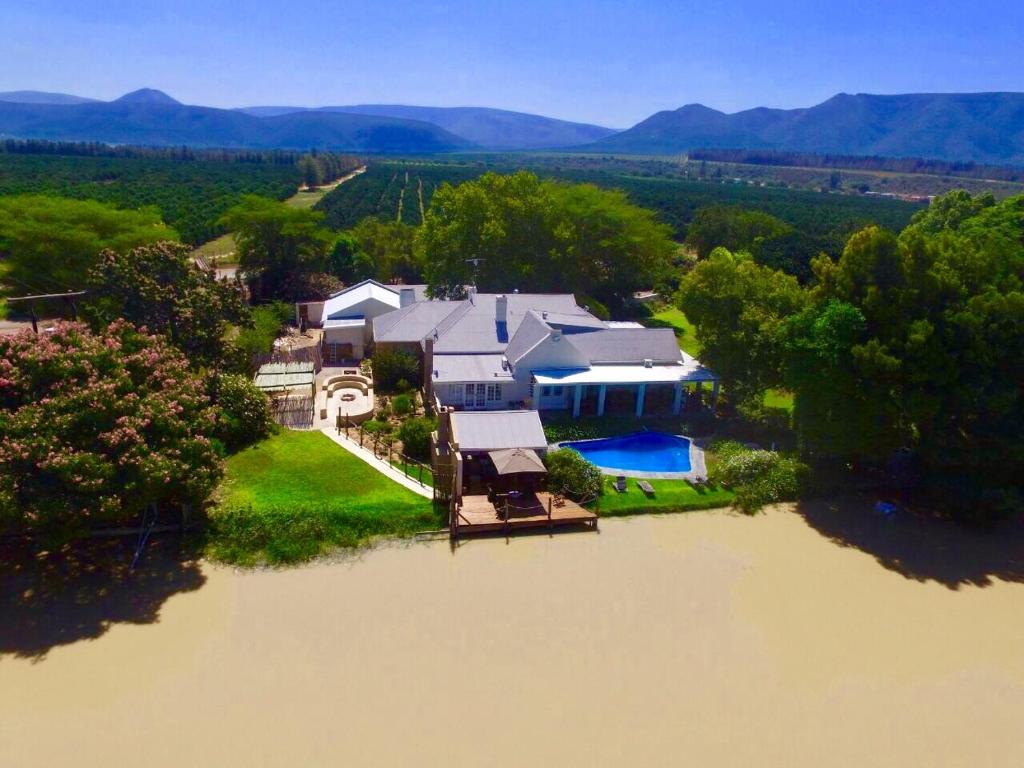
(637, 480), (656, 498)
(613, 476), (627, 493)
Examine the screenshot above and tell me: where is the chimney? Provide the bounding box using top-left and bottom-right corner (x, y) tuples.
(400, 287), (415, 308)
(495, 294), (508, 325)
(423, 336), (434, 403)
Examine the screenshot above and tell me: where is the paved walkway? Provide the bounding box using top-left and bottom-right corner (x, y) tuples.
(319, 427), (434, 499)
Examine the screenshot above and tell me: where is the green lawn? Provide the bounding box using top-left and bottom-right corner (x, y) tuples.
(648, 306), (702, 357)
(764, 389), (795, 412)
(594, 476), (734, 516)
(208, 430), (442, 565)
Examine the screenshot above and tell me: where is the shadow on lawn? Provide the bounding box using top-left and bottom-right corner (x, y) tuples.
(796, 496), (1024, 590)
(0, 535), (206, 660)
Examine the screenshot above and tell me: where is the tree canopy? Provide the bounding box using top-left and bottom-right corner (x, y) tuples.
(419, 171), (675, 309)
(0, 321), (222, 538)
(678, 191), (1024, 519)
(86, 241), (251, 370)
(0, 195), (176, 299)
(220, 195), (334, 301)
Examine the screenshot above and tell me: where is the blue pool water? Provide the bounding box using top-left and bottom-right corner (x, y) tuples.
(563, 431), (692, 474)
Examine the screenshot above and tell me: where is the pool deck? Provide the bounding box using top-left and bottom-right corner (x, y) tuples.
(453, 493), (598, 536)
(553, 433), (708, 481)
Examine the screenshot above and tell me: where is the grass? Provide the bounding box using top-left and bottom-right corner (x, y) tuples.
(595, 476), (734, 516)
(764, 389), (795, 413)
(191, 232), (238, 266)
(543, 413), (712, 444)
(647, 306), (702, 357)
(207, 430), (443, 565)
(0, 298), (7, 320)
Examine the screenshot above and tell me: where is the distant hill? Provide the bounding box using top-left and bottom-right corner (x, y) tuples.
(587, 93), (1024, 165)
(0, 90), (472, 153)
(113, 88), (181, 105)
(241, 104), (618, 150)
(0, 90), (99, 105)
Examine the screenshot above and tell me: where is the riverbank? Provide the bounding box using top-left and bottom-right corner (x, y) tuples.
(3, 502), (1022, 767)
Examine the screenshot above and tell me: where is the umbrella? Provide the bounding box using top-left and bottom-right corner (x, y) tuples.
(488, 448), (547, 475)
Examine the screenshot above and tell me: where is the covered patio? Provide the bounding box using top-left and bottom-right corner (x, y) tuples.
(532, 360), (719, 419)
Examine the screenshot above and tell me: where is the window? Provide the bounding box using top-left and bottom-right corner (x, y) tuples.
(486, 383), (502, 402)
(449, 384), (463, 405)
(540, 385), (563, 398)
(465, 383), (485, 409)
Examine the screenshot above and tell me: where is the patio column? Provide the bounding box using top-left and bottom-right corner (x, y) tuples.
(572, 384), (583, 418)
(597, 384), (607, 416)
(635, 383), (646, 418)
(672, 382), (683, 415)
(710, 379), (720, 411)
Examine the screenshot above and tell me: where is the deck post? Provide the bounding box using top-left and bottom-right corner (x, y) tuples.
(635, 383), (647, 418)
(597, 384), (607, 416)
(672, 382), (683, 415)
(572, 384), (583, 418)
(710, 379), (720, 411)
(548, 496), (552, 530)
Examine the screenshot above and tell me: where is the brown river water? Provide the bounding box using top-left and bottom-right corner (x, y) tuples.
(3, 503), (1023, 767)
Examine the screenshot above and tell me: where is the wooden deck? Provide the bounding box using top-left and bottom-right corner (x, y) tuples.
(452, 492), (598, 537)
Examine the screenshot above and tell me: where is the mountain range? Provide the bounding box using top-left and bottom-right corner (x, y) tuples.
(588, 92), (1024, 165)
(0, 89), (1022, 164)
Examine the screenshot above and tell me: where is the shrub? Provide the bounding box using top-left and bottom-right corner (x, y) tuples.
(397, 416), (436, 461)
(709, 441), (808, 514)
(362, 419), (392, 435)
(236, 301), (293, 359)
(391, 393), (413, 417)
(212, 373), (274, 451)
(544, 449), (603, 501)
(372, 347), (419, 393)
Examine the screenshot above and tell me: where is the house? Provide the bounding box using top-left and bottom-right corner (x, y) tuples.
(295, 279), (428, 364)
(371, 288), (719, 418)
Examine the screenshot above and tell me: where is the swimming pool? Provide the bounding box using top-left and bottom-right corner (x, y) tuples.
(563, 431), (693, 474)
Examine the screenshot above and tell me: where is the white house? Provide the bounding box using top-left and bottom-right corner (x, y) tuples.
(296, 280), (426, 363)
(370, 289), (719, 418)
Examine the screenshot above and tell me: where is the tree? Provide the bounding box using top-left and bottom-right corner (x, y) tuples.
(219, 195), (334, 301)
(86, 241), (250, 370)
(418, 171), (674, 308)
(349, 217), (423, 284)
(0, 195), (176, 301)
(0, 321), (222, 539)
(684, 205), (791, 259)
(676, 247), (808, 405)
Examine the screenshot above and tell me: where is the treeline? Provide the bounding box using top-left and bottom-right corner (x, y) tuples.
(677, 190), (1024, 520)
(1, 138), (361, 168)
(689, 148), (1024, 182)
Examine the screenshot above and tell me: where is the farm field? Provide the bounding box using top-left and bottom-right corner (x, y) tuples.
(316, 155), (923, 246)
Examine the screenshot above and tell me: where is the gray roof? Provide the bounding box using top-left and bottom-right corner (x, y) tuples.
(566, 328), (683, 364)
(433, 293), (582, 354)
(431, 354), (513, 384)
(373, 300), (462, 343)
(502, 311), (552, 366)
(451, 410), (548, 452)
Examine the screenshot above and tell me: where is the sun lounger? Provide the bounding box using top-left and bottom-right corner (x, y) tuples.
(637, 480), (655, 497)
(613, 476), (627, 493)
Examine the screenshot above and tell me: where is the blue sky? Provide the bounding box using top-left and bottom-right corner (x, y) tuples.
(3, 0), (1022, 127)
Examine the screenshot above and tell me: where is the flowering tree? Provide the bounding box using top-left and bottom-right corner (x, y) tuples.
(0, 321), (223, 537)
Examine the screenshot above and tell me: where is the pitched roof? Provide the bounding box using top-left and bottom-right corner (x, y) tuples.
(502, 310), (552, 366)
(372, 300), (462, 343)
(565, 328), (683, 364)
(433, 293), (582, 353)
(450, 410), (548, 452)
(431, 354), (513, 384)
